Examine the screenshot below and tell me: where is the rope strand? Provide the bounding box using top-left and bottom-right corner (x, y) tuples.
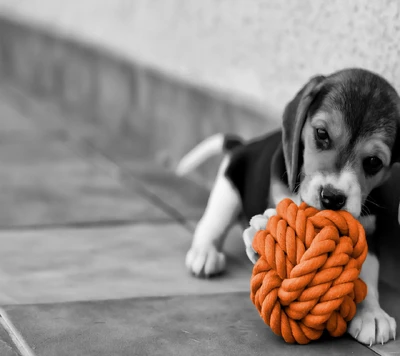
(250, 198), (368, 344)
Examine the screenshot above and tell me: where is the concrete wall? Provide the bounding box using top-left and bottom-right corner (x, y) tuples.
(0, 0), (399, 116)
(0, 0), (399, 180)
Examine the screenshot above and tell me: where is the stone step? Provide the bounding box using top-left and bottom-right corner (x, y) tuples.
(0, 223), (249, 305)
(2, 290), (394, 356)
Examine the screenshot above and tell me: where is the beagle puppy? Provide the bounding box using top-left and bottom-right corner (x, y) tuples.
(177, 68), (400, 345)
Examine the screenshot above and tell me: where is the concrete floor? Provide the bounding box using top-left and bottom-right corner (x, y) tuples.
(0, 84), (253, 305)
(0, 84), (398, 355)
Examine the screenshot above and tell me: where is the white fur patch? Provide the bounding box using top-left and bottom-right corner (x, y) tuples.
(176, 134), (224, 176)
(360, 252), (380, 300)
(359, 215), (377, 236)
(348, 252), (396, 345)
(300, 168), (362, 217)
(186, 157), (242, 276)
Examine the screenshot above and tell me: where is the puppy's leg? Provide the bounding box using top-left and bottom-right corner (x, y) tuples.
(243, 178), (298, 264)
(243, 208), (277, 264)
(348, 252), (397, 345)
(186, 158), (241, 277)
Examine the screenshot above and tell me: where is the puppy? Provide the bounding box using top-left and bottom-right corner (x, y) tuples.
(177, 68), (400, 345)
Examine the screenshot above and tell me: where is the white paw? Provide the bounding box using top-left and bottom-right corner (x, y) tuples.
(185, 244), (226, 277)
(242, 208), (276, 264)
(348, 304), (397, 345)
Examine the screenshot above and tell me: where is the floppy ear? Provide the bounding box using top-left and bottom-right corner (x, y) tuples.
(392, 122), (400, 164)
(282, 75), (325, 192)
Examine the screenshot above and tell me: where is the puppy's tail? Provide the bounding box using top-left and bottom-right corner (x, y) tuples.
(176, 133), (243, 176)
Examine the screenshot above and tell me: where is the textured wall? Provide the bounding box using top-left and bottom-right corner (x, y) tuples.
(0, 0), (399, 114)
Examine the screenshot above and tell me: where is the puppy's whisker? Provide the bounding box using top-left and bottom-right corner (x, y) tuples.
(361, 206), (370, 216)
(361, 203), (374, 217)
(364, 197), (383, 209)
(294, 182), (302, 192)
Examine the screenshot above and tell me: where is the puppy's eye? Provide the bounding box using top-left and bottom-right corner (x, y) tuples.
(314, 128), (330, 148)
(363, 156), (383, 176)
(316, 128), (329, 140)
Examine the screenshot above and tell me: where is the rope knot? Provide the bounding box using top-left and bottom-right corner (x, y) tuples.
(250, 198), (368, 344)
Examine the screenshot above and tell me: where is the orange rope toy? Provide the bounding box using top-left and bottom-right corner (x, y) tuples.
(250, 198), (368, 344)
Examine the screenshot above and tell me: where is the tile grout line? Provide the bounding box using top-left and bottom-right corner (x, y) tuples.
(94, 154), (195, 233)
(0, 80), (197, 234)
(64, 139), (196, 234)
(0, 308), (36, 356)
(2, 74), (199, 234)
(367, 345), (388, 356)
(0, 217), (183, 232)
(2, 63), (199, 235)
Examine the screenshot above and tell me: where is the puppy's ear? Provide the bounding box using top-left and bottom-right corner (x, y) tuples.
(392, 123), (400, 164)
(282, 75), (325, 191)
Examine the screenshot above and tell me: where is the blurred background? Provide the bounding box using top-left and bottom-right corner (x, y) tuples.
(0, 1), (399, 354)
(0, 0), (399, 176)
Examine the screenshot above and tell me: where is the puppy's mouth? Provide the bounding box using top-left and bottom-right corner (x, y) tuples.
(299, 192), (321, 210)
(299, 188), (361, 217)
(299, 171), (362, 218)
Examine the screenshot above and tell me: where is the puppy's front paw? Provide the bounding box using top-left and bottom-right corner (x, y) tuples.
(185, 244), (226, 277)
(348, 303), (397, 345)
(243, 208), (276, 264)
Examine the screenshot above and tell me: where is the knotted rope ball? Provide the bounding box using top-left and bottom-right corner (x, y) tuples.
(250, 198), (368, 344)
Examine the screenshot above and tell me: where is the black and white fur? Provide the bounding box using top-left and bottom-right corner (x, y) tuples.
(177, 69), (400, 345)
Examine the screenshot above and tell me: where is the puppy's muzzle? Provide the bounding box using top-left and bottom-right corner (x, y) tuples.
(320, 185), (347, 210)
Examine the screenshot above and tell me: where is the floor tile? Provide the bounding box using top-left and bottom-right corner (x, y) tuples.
(369, 282), (400, 356)
(0, 85), (66, 137)
(0, 223), (251, 305)
(0, 139), (170, 227)
(0, 162), (170, 227)
(0, 98), (41, 135)
(1, 293), (374, 356)
(0, 331), (20, 356)
(0, 139), (76, 167)
(122, 162), (209, 221)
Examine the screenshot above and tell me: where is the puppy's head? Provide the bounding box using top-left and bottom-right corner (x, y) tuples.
(283, 68), (400, 217)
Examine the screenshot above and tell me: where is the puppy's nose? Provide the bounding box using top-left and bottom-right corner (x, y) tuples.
(320, 185), (347, 210)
